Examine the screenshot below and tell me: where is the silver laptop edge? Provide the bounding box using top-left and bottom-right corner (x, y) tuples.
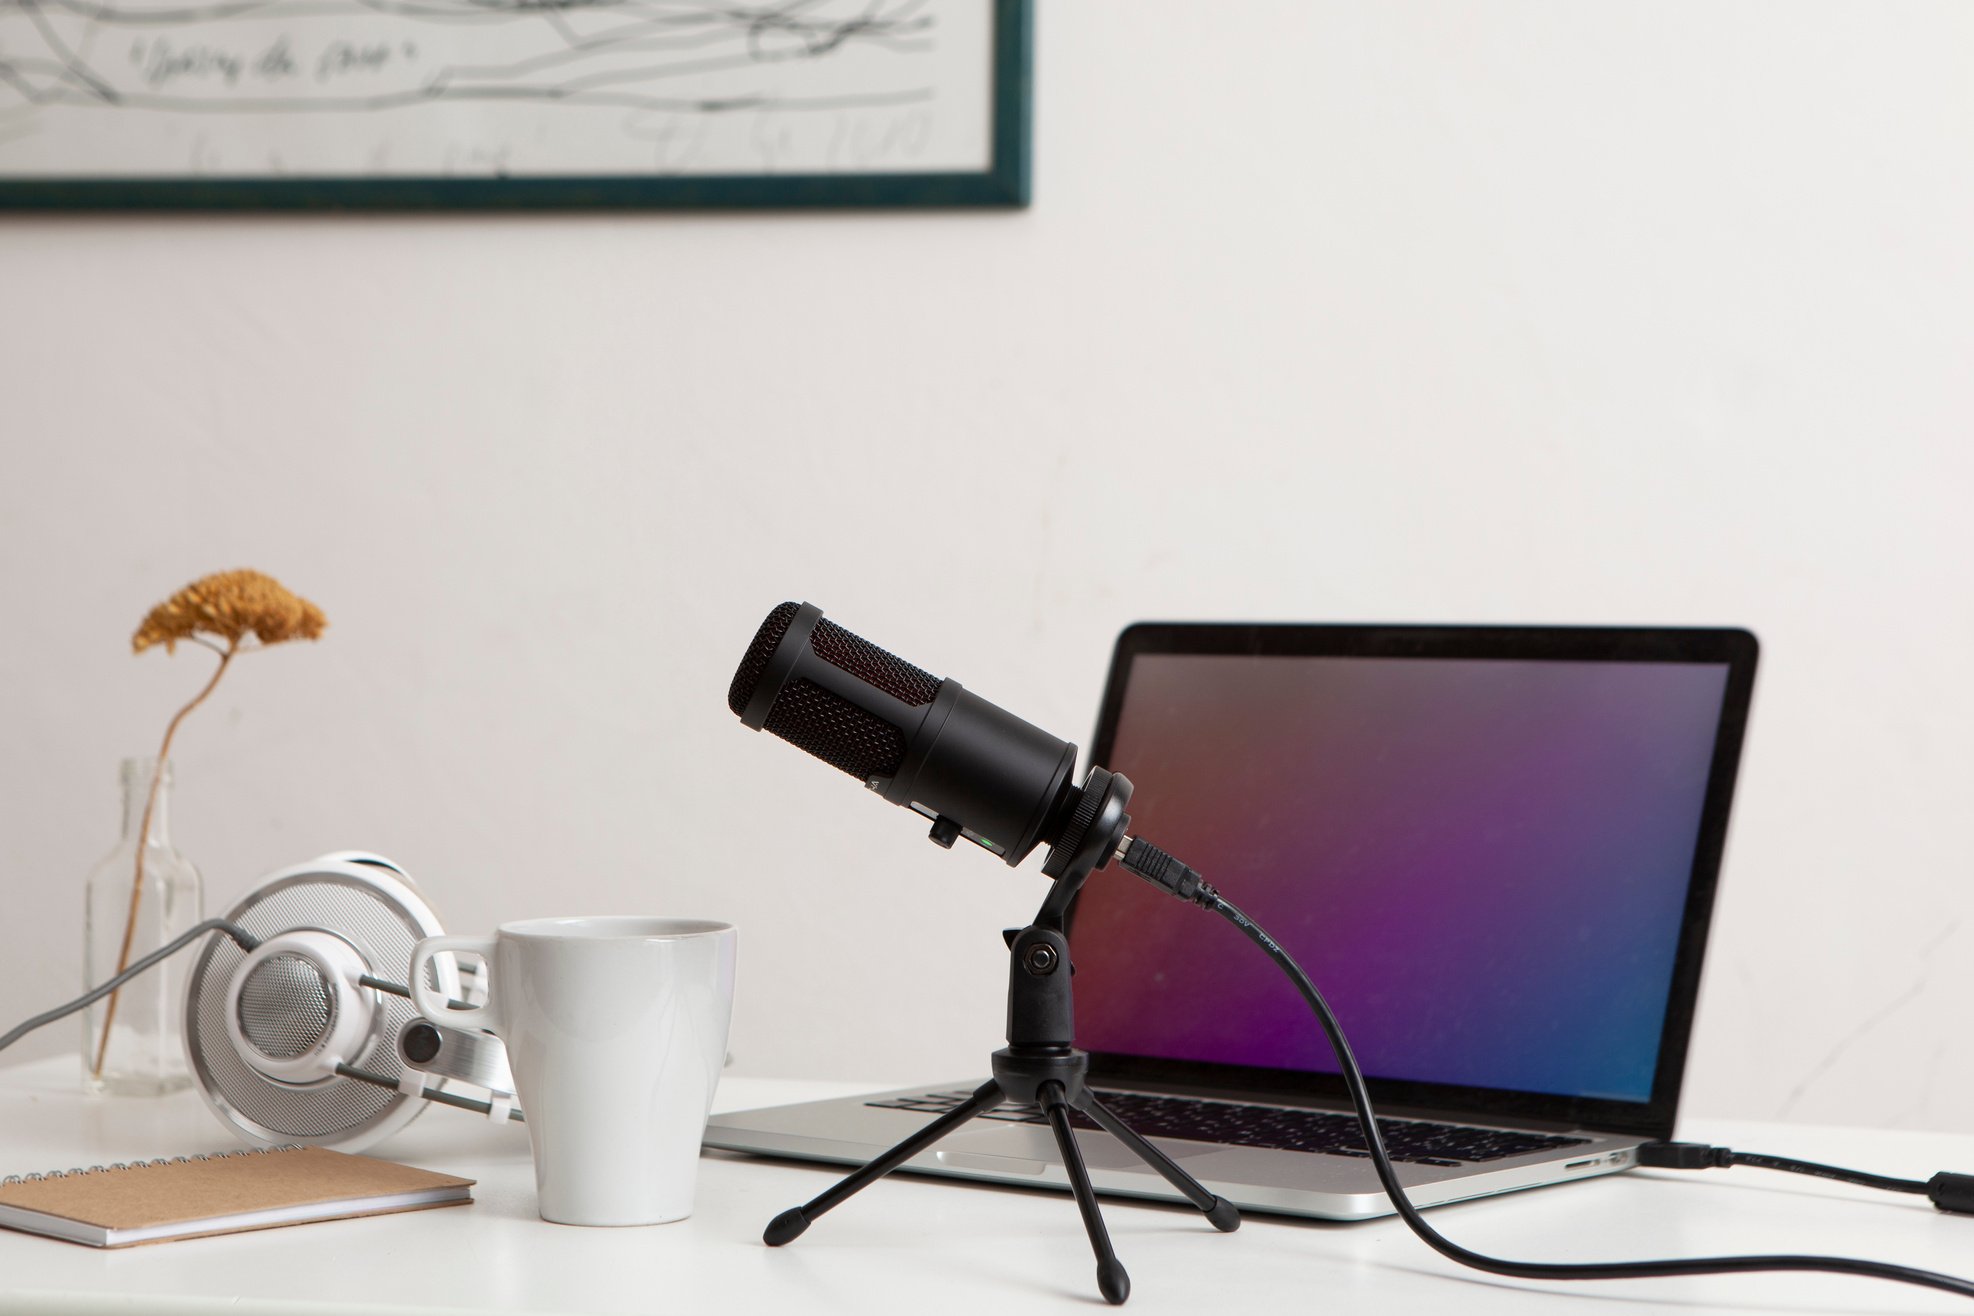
(705, 1080), (1641, 1220)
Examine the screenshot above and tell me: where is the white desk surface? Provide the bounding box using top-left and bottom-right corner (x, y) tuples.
(4, 1056), (1974, 1315)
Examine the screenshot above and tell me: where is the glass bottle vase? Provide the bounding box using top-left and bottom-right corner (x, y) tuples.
(82, 757), (204, 1096)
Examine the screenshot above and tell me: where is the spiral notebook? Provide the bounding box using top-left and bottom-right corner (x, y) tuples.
(0, 1146), (473, 1248)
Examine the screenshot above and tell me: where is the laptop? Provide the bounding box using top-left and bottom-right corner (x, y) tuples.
(705, 622), (1759, 1220)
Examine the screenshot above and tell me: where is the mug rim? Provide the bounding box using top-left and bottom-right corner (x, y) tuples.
(497, 915), (734, 941)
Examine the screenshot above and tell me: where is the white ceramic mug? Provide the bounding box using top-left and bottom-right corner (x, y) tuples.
(409, 917), (736, 1226)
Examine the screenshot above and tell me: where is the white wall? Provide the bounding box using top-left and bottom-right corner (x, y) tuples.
(3, 2), (1971, 1135)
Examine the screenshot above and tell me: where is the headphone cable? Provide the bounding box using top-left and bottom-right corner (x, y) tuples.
(0, 919), (260, 1058)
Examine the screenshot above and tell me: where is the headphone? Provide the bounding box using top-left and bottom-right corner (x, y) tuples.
(183, 852), (516, 1151)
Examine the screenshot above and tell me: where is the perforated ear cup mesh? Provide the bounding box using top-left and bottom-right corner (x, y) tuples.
(184, 865), (454, 1151)
(236, 954), (335, 1061)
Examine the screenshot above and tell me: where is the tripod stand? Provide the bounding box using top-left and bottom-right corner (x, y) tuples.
(761, 795), (1240, 1305)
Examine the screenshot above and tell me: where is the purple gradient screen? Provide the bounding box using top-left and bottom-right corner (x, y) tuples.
(1071, 654), (1729, 1103)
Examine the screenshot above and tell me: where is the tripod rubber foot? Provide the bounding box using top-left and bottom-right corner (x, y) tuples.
(1098, 1258), (1131, 1305)
(1205, 1196), (1241, 1232)
(763, 1207), (811, 1247)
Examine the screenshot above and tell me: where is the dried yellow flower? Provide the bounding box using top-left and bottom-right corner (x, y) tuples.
(98, 569), (327, 1077)
(132, 569), (327, 655)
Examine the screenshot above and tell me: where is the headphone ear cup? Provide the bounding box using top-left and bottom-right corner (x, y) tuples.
(223, 930), (379, 1086)
(184, 856), (457, 1152)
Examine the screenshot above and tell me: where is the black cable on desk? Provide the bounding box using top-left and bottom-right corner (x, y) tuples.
(1637, 1140), (1974, 1213)
(1116, 836), (1974, 1303)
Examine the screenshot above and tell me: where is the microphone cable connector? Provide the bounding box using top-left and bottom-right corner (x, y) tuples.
(1116, 836), (1220, 908)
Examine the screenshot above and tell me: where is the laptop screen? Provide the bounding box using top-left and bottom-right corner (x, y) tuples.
(1068, 626), (1755, 1133)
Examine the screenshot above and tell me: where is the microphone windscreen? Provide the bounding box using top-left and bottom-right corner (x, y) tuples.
(765, 680), (907, 780)
(727, 604), (948, 783)
(809, 618), (941, 707)
(727, 602), (802, 717)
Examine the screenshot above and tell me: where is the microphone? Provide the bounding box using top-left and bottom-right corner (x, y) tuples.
(728, 602), (1131, 882)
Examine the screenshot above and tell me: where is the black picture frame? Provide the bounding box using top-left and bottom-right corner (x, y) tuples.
(0, 0), (1031, 212)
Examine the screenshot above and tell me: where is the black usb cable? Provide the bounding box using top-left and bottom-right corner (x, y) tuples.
(1117, 836), (1974, 1302)
(1637, 1139), (1974, 1214)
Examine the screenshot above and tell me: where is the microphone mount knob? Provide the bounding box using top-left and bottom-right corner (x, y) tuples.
(928, 815), (963, 849)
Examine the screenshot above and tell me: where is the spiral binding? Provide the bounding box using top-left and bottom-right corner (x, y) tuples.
(2, 1144), (302, 1186)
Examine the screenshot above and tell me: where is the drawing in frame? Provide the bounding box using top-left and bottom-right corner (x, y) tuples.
(0, 0), (1030, 210)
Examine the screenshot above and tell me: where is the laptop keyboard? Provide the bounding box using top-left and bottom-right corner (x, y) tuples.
(867, 1089), (1591, 1168)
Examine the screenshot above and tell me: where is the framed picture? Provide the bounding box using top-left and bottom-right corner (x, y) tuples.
(0, 0), (1030, 210)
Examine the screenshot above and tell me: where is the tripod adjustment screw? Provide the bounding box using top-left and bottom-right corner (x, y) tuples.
(1023, 944), (1060, 975)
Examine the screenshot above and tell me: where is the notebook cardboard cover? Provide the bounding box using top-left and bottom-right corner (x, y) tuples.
(0, 1147), (473, 1246)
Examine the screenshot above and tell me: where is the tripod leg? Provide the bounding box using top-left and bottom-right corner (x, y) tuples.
(1077, 1093), (1241, 1233)
(764, 1079), (1004, 1247)
(1037, 1081), (1131, 1306)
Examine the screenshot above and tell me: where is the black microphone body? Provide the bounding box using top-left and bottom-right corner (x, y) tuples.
(729, 602), (1087, 866)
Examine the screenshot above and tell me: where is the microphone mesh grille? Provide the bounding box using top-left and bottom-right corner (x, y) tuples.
(764, 678), (906, 780)
(728, 602), (801, 716)
(811, 619), (941, 707)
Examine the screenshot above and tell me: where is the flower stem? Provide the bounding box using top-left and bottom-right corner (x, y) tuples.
(92, 643), (235, 1080)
